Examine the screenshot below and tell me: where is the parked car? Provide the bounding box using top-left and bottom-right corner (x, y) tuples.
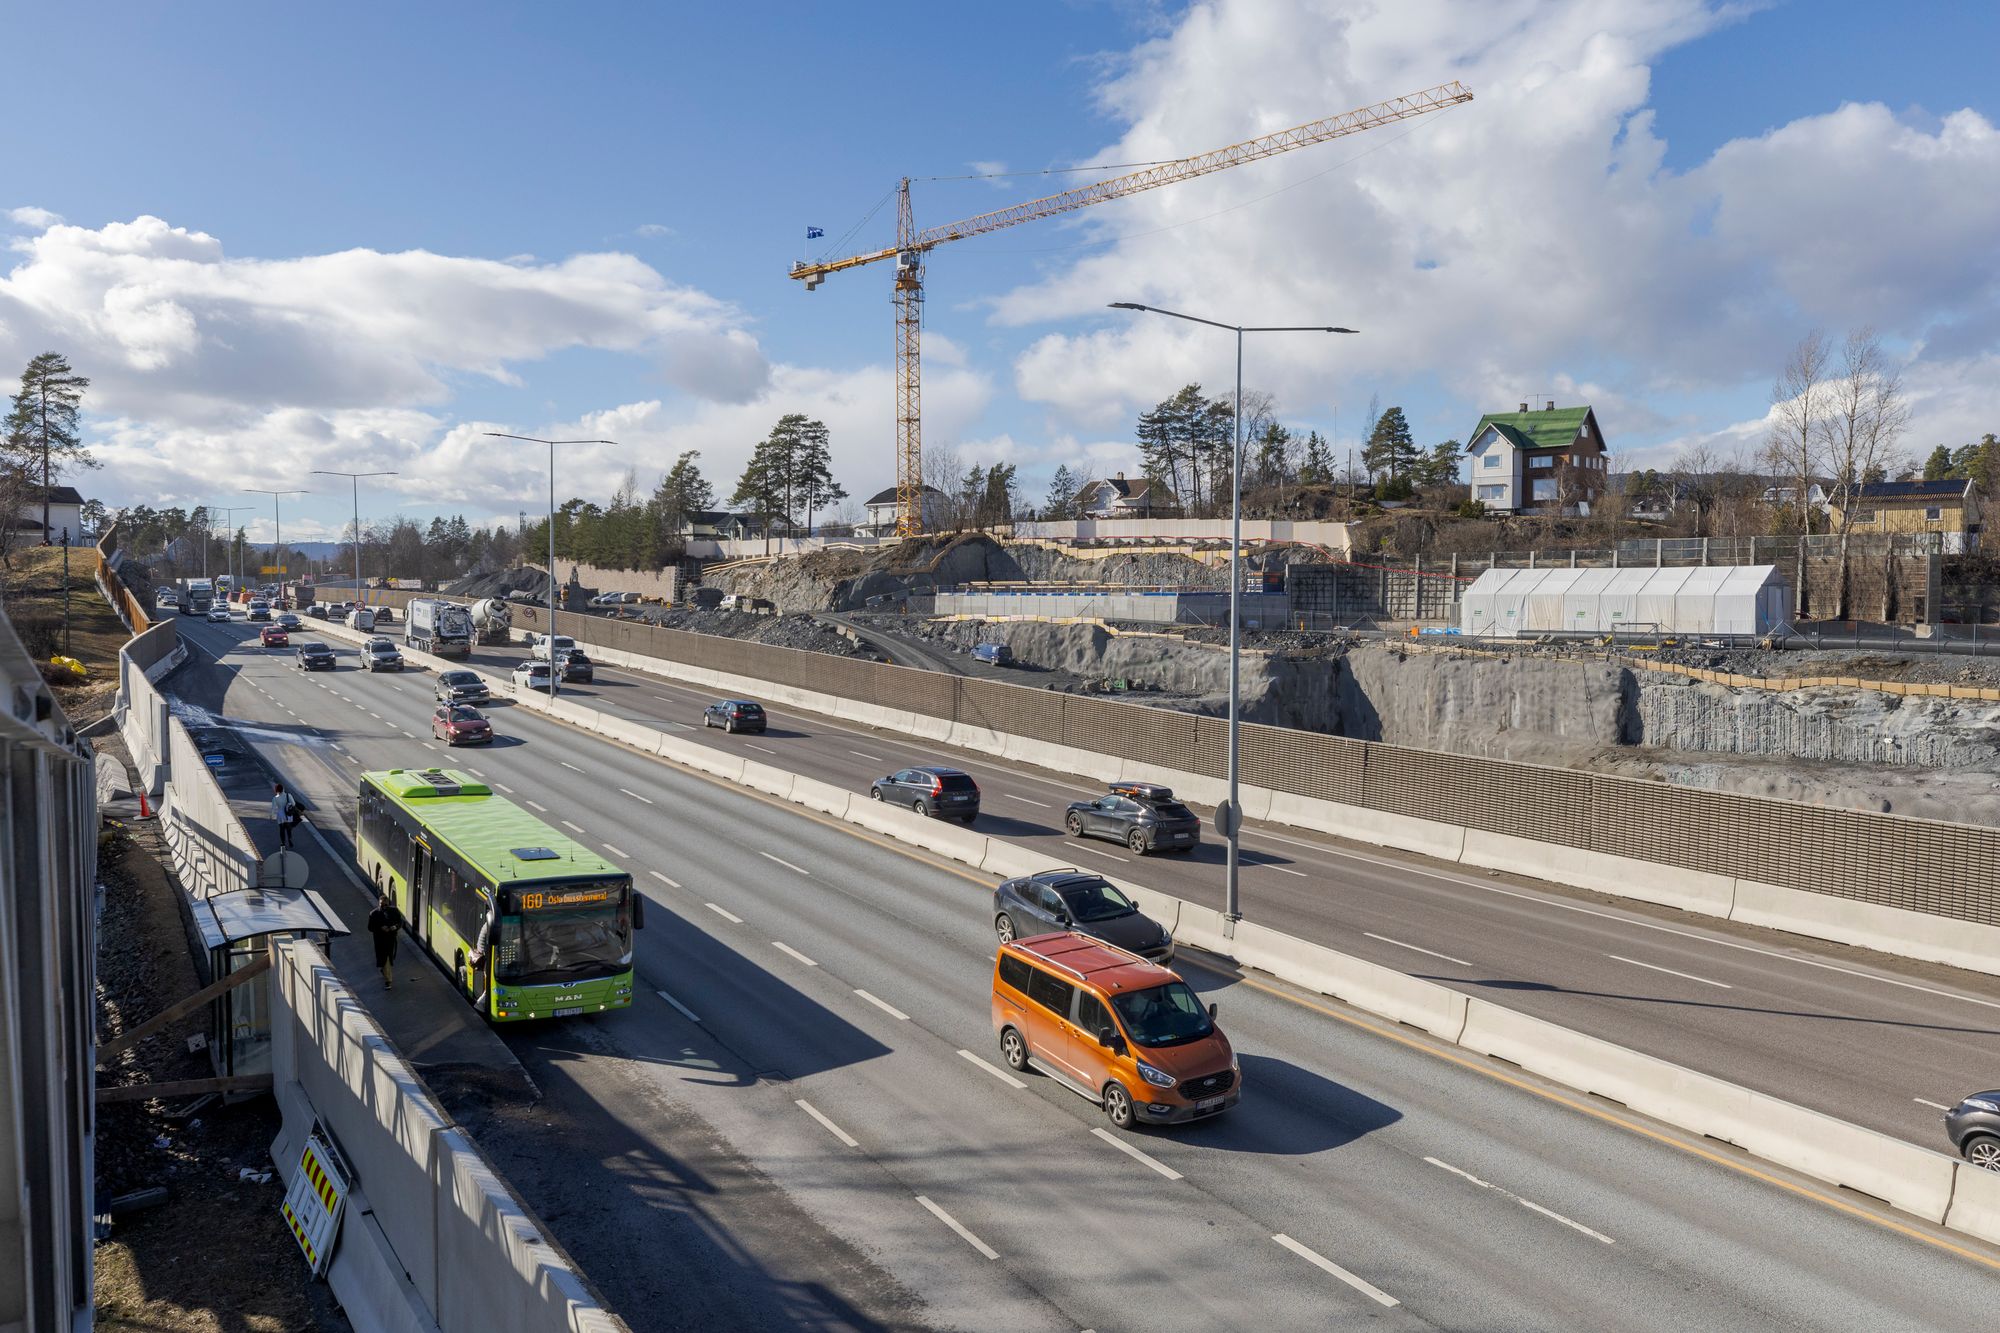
(295, 641), (337, 671)
(1064, 782), (1202, 855)
(432, 704), (494, 746)
(512, 659), (559, 693)
(553, 647), (594, 683)
(361, 637), (404, 672)
(870, 766), (979, 823)
(435, 669), (489, 704)
(992, 869), (1173, 962)
(992, 932), (1238, 1129)
(206, 604), (233, 623)
(589, 591), (642, 607)
(276, 611), (303, 631)
(1946, 1092), (2000, 1170)
(702, 699), (766, 733)
(972, 642), (1014, 666)
(258, 624), (289, 647)
(247, 599), (272, 622)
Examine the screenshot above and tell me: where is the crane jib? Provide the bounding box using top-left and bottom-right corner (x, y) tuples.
(788, 80), (1472, 536)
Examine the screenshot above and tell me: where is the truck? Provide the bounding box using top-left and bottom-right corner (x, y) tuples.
(526, 632), (576, 662)
(177, 578), (215, 616)
(468, 598), (513, 645)
(405, 598), (473, 659)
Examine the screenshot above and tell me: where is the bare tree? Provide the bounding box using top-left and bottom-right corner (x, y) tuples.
(920, 443), (969, 533)
(1767, 330), (1832, 534)
(1674, 441), (1724, 537)
(1818, 328), (1910, 616)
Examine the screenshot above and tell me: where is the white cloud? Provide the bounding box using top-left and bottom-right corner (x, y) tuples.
(967, 161), (1012, 189)
(6, 206), (62, 229)
(988, 0), (2000, 462)
(634, 223), (676, 238)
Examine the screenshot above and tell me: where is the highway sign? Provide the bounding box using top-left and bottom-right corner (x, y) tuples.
(259, 565), (286, 575)
(1213, 799), (1240, 839)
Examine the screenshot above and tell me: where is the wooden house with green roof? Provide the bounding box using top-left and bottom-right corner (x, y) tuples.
(1464, 400), (1609, 514)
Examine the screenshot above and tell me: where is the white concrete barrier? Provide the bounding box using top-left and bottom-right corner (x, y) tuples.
(270, 939), (616, 1331)
(790, 777), (855, 820)
(1728, 878), (2000, 976)
(1462, 830), (1736, 917)
(1230, 921), (1470, 1042)
(737, 760), (798, 802)
(1943, 1161), (2000, 1248)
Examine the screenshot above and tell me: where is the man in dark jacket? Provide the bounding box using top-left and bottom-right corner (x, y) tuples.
(367, 892), (404, 988)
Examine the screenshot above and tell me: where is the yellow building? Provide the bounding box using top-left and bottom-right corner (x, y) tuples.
(1831, 478), (1981, 548)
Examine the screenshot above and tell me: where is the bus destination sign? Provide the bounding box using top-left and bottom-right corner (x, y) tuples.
(520, 886), (613, 912)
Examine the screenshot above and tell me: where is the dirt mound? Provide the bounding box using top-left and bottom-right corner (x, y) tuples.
(446, 567), (553, 600)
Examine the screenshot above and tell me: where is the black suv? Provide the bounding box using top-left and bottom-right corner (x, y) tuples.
(870, 766), (979, 823)
(992, 869), (1173, 963)
(295, 641), (337, 671)
(702, 699), (766, 733)
(554, 647), (594, 683)
(436, 669), (488, 704)
(1064, 782), (1202, 855)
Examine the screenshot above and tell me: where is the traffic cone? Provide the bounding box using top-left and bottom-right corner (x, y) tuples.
(138, 787), (151, 819)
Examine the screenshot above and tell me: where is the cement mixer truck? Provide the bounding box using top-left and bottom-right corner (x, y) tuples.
(468, 598), (513, 645)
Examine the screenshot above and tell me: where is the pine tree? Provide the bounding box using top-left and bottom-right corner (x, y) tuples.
(1417, 440), (1462, 489)
(1923, 444), (1953, 481)
(1362, 406), (1418, 481)
(1252, 423), (1294, 489)
(1043, 464), (1078, 519)
(3, 351), (94, 552)
(1298, 430), (1333, 486)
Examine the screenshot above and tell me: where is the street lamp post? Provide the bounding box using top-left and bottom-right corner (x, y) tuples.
(212, 506), (254, 603)
(311, 470), (399, 599)
(1109, 302), (1355, 926)
(245, 489), (308, 597)
(482, 434), (617, 700)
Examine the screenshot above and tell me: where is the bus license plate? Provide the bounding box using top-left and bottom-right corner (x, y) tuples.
(553, 1006), (584, 1018)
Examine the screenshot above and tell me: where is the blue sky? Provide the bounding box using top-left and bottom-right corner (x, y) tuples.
(2, 1), (1995, 541)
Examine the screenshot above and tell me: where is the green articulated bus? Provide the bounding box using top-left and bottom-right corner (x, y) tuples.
(356, 767), (642, 1020)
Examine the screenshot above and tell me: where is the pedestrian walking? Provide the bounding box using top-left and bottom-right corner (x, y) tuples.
(367, 893), (404, 988)
(271, 782), (302, 849)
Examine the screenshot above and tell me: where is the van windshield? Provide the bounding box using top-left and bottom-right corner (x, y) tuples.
(1111, 982), (1213, 1048)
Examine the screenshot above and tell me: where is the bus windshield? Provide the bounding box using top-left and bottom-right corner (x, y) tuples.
(499, 884), (632, 984)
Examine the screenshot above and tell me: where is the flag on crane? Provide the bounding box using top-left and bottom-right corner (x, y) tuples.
(806, 226), (824, 239)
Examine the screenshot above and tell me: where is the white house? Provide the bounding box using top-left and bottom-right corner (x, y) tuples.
(859, 485), (947, 536)
(16, 485), (86, 545)
(1077, 473), (1174, 518)
(1464, 403), (1608, 515)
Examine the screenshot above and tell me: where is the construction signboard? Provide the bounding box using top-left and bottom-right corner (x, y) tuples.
(279, 1125), (349, 1277)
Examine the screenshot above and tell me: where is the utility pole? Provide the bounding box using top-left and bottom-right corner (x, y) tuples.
(484, 434), (618, 702)
(245, 490), (308, 600)
(311, 470), (398, 598)
(61, 528), (70, 655)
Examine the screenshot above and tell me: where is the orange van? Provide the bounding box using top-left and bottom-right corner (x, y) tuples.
(992, 931), (1240, 1129)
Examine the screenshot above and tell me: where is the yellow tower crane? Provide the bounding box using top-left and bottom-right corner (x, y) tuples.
(789, 81), (1472, 536)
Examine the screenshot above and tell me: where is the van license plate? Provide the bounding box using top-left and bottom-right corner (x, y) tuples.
(553, 1006), (583, 1018)
(1198, 1096), (1225, 1111)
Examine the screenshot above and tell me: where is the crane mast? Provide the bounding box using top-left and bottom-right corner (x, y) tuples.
(791, 81), (1472, 536)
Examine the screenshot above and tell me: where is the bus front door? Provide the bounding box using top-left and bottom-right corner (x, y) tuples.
(409, 842), (432, 946)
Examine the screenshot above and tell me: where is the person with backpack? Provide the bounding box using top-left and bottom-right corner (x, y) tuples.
(367, 892), (404, 988)
(271, 782), (302, 849)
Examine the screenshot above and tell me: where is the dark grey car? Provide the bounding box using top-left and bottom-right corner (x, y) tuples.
(1064, 782), (1202, 855)
(436, 669), (488, 704)
(992, 869), (1173, 963)
(870, 766), (979, 823)
(1946, 1091), (2000, 1169)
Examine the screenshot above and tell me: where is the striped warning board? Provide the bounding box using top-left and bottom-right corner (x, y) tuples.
(280, 1127), (349, 1277)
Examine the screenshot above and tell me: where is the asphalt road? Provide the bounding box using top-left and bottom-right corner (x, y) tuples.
(417, 631), (2000, 1150)
(174, 612), (2000, 1331)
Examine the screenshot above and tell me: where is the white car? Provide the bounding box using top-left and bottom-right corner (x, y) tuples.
(206, 604), (232, 622)
(512, 659), (561, 693)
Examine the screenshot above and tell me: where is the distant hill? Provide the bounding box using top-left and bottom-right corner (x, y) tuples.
(252, 541), (345, 559)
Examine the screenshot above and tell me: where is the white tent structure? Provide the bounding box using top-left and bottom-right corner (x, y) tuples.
(1459, 565), (1791, 637)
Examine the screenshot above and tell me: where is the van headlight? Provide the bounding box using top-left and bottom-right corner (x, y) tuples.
(1137, 1061), (1176, 1089)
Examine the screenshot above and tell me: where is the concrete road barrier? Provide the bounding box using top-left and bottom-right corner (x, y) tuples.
(1728, 877), (2000, 976)
(737, 760), (798, 802)
(1943, 1161), (2000, 1248)
(789, 776), (854, 819)
(1461, 830), (1737, 917)
(1230, 920), (1469, 1042)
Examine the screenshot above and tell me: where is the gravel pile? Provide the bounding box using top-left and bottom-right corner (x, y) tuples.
(642, 608), (878, 658)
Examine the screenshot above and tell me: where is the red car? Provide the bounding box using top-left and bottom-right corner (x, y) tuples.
(259, 625), (289, 647)
(432, 704), (493, 746)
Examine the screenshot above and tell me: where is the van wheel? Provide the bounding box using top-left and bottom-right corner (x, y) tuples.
(1000, 1027), (1029, 1072)
(1102, 1082), (1136, 1129)
(1967, 1135), (2000, 1171)
(995, 913), (1016, 944)
(1065, 812), (1085, 837)
(1127, 830), (1148, 854)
